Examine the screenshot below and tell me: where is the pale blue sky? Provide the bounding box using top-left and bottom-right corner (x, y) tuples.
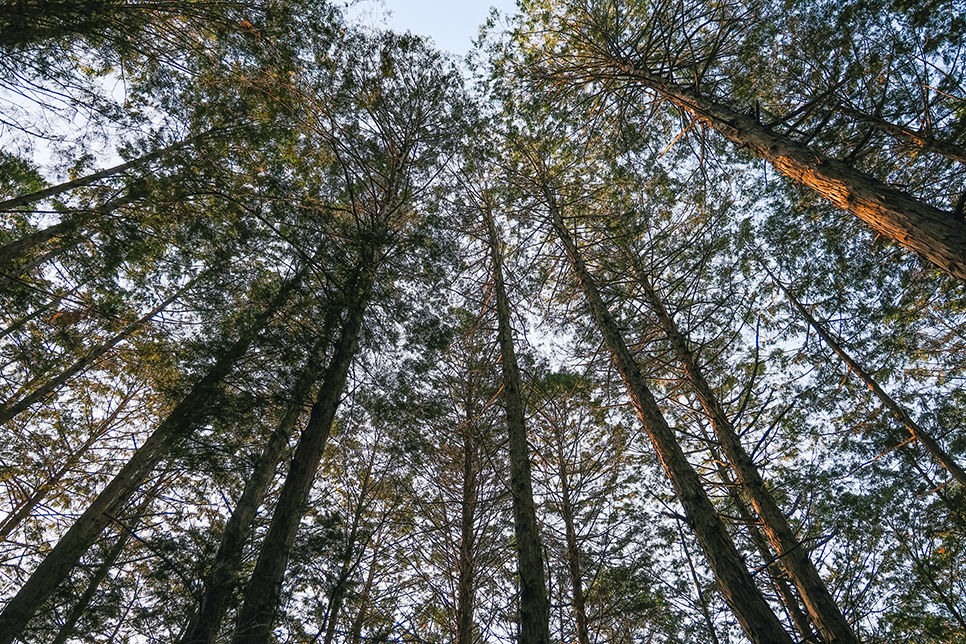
(352, 0), (519, 56)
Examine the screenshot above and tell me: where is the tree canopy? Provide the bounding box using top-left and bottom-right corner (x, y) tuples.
(1, 0), (964, 643)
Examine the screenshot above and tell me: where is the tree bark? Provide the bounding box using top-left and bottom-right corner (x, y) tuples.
(542, 187), (793, 644)
(456, 400), (478, 644)
(613, 64), (966, 280)
(634, 270), (857, 644)
(230, 256), (376, 644)
(483, 203), (552, 644)
(0, 271), (302, 644)
(178, 307), (340, 644)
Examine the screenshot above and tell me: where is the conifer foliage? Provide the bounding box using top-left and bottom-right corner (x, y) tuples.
(1, 0), (964, 643)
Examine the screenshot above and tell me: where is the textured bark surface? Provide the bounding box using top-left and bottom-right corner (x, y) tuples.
(0, 273), (302, 644)
(484, 205), (551, 644)
(230, 259), (375, 644)
(637, 273), (858, 644)
(619, 66), (966, 281)
(544, 190), (793, 644)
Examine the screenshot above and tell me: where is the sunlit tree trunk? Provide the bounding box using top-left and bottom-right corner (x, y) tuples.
(633, 268), (858, 644)
(542, 184), (793, 644)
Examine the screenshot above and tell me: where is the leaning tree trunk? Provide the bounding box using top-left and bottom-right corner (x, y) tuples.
(179, 307), (340, 644)
(483, 203), (552, 644)
(634, 269), (858, 644)
(0, 275), (198, 426)
(610, 64), (966, 281)
(770, 271), (966, 487)
(230, 255), (377, 644)
(542, 186), (794, 644)
(0, 270), (303, 644)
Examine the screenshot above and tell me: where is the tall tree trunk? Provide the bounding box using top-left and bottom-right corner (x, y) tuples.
(0, 275), (198, 426)
(611, 65), (966, 280)
(456, 407), (478, 644)
(0, 385), (139, 542)
(179, 307), (340, 644)
(0, 270), (303, 644)
(633, 269), (857, 644)
(347, 538), (381, 644)
(542, 186), (793, 644)
(482, 203), (551, 644)
(835, 103), (966, 165)
(230, 255), (376, 644)
(771, 272), (966, 487)
(553, 427), (590, 644)
(0, 131), (221, 214)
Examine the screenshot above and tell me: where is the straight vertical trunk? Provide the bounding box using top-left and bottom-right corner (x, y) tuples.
(0, 271), (303, 644)
(230, 257), (376, 644)
(179, 308), (340, 644)
(482, 204), (551, 644)
(543, 189), (793, 644)
(456, 409), (478, 644)
(615, 65), (966, 280)
(553, 430), (590, 644)
(634, 271), (858, 644)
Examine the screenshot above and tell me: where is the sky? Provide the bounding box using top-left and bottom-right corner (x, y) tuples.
(350, 0), (519, 56)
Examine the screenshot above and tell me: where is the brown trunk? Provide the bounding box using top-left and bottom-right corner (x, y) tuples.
(0, 276), (196, 426)
(0, 271), (303, 644)
(836, 104), (966, 166)
(700, 430), (818, 642)
(553, 428), (590, 644)
(543, 188), (793, 644)
(483, 203), (551, 644)
(634, 271), (857, 644)
(772, 273), (966, 487)
(230, 257), (376, 644)
(616, 65), (966, 280)
(179, 308), (340, 644)
(456, 405), (478, 644)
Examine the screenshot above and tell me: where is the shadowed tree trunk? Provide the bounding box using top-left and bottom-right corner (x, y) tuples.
(482, 200), (551, 644)
(632, 266), (858, 644)
(179, 307), (340, 644)
(230, 252), (378, 644)
(0, 269), (304, 644)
